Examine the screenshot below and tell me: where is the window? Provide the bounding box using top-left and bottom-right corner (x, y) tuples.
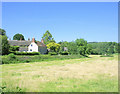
(30, 49), (32, 51)
(31, 44), (33, 46)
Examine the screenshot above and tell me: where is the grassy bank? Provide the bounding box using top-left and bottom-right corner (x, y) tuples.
(2, 54), (86, 64)
(1, 54), (118, 92)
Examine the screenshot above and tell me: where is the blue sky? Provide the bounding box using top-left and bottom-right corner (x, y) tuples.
(2, 2), (118, 42)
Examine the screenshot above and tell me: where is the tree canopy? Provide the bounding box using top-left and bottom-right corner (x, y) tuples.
(47, 42), (60, 52)
(0, 28), (6, 36)
(13, 33), (25, 40)
(89, 42), (118, 55)
(42, 30), (55, 45)
(0, 28), (9, 55)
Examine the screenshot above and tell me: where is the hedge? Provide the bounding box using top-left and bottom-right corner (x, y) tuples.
(15, 52), (40, 55)
(2, 54), (86, 64)
(48, 52), (58, 55)
(60, 51), (69, 55)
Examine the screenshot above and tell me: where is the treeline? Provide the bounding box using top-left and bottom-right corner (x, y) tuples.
(0, 28), (119, 56)
(88, 42), (119, 55)
(57, 39), (92, 56)
(57, 41), (119, 56)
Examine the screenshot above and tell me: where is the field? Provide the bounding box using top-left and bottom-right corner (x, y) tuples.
(1, 54), (118, 92)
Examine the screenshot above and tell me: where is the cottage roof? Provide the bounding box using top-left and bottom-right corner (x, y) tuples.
(8, 40), (32, 46)
(37, 41), (46, 47)
(8, 40), (46, 47)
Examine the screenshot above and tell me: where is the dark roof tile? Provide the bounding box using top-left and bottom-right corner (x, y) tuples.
(8, 40), (46, 47)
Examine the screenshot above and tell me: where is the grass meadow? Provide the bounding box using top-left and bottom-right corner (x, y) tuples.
(1, 54), (118, 92)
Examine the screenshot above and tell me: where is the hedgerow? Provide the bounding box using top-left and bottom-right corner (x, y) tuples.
(2, 54), (86, 64)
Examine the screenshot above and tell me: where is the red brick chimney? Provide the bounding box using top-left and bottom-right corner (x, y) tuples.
(41, 39), (44, 44)
(32, 38), (35, 42)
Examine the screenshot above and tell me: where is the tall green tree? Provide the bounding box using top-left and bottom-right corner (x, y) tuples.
(114, 43), (118, 53)
(0, 28), (9, 55)
(86, 44), (92, 55)
(67, 42), (78, 55)
(42, 30), (55, 45)
(13, 33), (25, 40)
(107, 45), (114, 55)
(76, 38), (87, 46)
(0, 28), (6, 36)
(75, 38), (87, 56)
(2, 36), (10, 55)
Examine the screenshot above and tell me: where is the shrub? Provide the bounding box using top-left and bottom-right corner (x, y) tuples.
(2, 58), (9, 64)
(25, 60), (30, 63)
(8, 53), (16, 60)
(60, 51), (69, 55)
(9, 46), (19, 53)
(48, 52), (58, 55)
(2, 54), (86, 64)
(15, 52), (40, 55)
(2, 54), (16, 64)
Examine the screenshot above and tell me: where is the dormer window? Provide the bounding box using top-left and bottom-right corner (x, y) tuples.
(31, 44), (33, 46)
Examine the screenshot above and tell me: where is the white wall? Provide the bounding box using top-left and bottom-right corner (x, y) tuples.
(28, 42), (38, 52)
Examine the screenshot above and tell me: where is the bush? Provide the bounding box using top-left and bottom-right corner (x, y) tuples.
(25, 60), (30, 63)
(15, 52), (40, 55)
(8, 53), (16, 60)
(2, 58), (9, 64)
(2, 54), (16, 64)
(9, 46), (19, 53)
(2, 54), (87, 64)
(60, 51), (69, 55)
(48, 52), (58, 55)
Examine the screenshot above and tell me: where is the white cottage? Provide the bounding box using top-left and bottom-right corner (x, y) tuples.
(28, 38), (38, 52)
(8, 38), (47, 54)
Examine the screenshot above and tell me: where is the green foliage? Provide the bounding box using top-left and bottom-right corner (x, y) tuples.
(9, 46), (19, 53)
(67, 42), (78, 55)
(0, 35), (2, 55)
(59, 41), (69, 54)
(118, 43), (120, 53)
(8, 53), (16, 60)
(47, 42), (60, 52)
(0, 28), (6, 36)
(15, 52), (40, 55)
(48, 52), (58, 55)
(42, 30), (55, 45)
(1, 35), (10, 55)
(75, 39), (88, 56)
(114, 43), (119, 53)
(85, 44), (92, 55)
(89, 42), (118, 55)
(2, 53), (16, 64)
(60, 51), (69, 55)
(2, 54), (85, 64)
(107, 45), (114, 55)
(13, 33), (25, 40)
(0, 28), (10, 55)
(59, 39), (92, 56)
(75, 38), (87, 46)
(77, 46), (86, 56)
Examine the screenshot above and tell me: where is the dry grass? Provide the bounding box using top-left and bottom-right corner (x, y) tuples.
(1, 54), (118, 92)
